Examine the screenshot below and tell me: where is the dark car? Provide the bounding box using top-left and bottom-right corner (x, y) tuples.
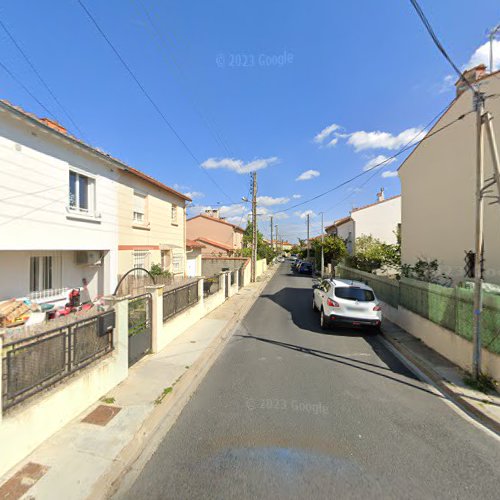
(298, 262), (313, 274)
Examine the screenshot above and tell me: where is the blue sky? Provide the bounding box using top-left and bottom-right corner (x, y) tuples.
(1, 0), (499, 241)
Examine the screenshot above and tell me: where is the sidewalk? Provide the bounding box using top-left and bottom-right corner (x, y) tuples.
(381, 319), (500, 435)
(0, 266), (278, 500)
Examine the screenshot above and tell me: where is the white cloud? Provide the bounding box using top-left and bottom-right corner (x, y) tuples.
(326, 137), (339, 148)
(294, 209), (315, 219)
(190, 204), (247, 219)
(348, 187), (363, 193)
(292, 194), (302, 199)
(257, 196), (290, 206)
(314, 123), (341, 144)
(273, 212), (290, 220)
(201, 156), (279, 174)
(466, 40), (500, 72)
(296, 169), (320, 181)
(437, 74), (455, 94)
(184, 191), (204, 199)
(363, 154), (396, 172)
(381, 170), (399, 178)
(347, 127), (423, 152)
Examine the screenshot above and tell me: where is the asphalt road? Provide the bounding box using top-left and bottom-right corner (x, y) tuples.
(120, 264), (500, 499)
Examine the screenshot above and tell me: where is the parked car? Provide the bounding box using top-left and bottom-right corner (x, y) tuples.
(291, 259), (302, 271)
(298, 262), (313, 275)
(312, 279), (382, 331)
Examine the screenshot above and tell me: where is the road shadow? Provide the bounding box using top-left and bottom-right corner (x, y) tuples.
(260, 286), (431, 386)
(236, 334), (440, 398)
(261, 286), (369, 337)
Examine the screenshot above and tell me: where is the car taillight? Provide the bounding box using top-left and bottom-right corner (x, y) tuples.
(327, 298), (340, 307)
(373, 305), (382, 311)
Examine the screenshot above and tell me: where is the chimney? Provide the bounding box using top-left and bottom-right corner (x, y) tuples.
(376, 187), (385, 202)
(204, 208), (220, 219)
(455, 64), (487, 97)
(40, 117), (67, 135)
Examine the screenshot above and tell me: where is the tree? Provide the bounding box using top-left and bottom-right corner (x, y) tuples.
(237, 222), (277, 263)
(311, 235), (348, 270)
(347, 235), (400, 272)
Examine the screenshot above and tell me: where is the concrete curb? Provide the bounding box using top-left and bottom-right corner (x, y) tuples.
(93, 264), (280, 499)
(380, 329), (500, 437)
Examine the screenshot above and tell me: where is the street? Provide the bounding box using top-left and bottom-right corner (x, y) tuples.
(120, 264), (500, 499)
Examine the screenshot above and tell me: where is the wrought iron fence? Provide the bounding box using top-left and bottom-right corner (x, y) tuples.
(163, 281), (200, 322)
(203, 275), (221, 298)
(1, 311), (114, 411)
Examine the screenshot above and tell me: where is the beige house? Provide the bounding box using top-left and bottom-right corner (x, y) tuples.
(117, 169), (191, 278)
(399, 65), (500, 284)
(325, 190), (401, 255)
(187, 212), (244, 257)
(186, 239), (204, 277)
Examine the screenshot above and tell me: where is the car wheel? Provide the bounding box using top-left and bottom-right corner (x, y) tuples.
(320, 309), (328, 330)
(369, 325), (381, 335)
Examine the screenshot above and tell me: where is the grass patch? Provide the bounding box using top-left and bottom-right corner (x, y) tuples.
(154, 386), (173, 405)
(463, 372), (497, 394)
(100, 396), (115, 404)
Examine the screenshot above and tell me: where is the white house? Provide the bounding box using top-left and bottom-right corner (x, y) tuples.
(325, 189), (401, 255)
(0, 99), (189, 304)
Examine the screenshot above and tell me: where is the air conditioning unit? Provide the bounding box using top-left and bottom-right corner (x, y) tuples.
(75, 251), (102, 266)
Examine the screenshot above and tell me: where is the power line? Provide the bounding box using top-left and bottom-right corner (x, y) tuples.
(76, 0), (234, 204)
(272, 106), (471, 216)
(408, 0), (476, 95)
(0, 18), (88, 139)
(132, 0), (235, 157)
(0, 60), (57, 118)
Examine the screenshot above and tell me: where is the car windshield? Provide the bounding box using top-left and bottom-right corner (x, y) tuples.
(334, 287), (375, 302)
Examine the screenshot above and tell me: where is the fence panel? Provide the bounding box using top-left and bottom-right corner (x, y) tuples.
(2, 311), (113, 411)
(163, 281), (200, 322)
(337, 265), (400, 308)
(238, 267), (244, 289)
(203, 275), (221, 298)
(400, 278), (456, 332)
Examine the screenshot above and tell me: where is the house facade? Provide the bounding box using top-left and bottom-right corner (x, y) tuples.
(325, 190), (401, 255)
(0, 99), (189, 303)
(0, 101), (119, 302)
(399, 66), (500, 284)
(116, 168), (190, 279)
(187, 212), (244, 257)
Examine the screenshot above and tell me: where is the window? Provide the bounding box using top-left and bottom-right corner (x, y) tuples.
(133, 250), (149, 271)
(133, 192), (147, 224)
(171, 204), (178, 225)
(172, 252), (183, 273)
(334, 287), (375, 302)
(30, 255), (59, 292)
(69, 171), (95, 213)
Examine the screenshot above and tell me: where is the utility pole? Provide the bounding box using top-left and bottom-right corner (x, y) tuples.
(275, 224), (279, 253)
(306, 213), (310, 261)
(251, 171), (257, 282)
(320, 212), (325, 278)
(488, 24), (500, 73)
(270, 215), (274, 250)
(472, 92), (485, 380)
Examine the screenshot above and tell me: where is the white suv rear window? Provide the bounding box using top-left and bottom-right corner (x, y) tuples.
(334, 287), (374, 302)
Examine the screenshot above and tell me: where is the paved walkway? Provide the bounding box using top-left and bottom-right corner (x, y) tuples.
(0, 267), (277, 500)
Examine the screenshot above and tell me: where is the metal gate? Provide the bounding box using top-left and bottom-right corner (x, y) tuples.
(128, 293), (152, 366)
(225, 273), (229, 298)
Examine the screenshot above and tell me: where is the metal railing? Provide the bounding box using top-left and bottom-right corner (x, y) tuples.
(203, 275), (221, 297)
(163, 281), (200, 322)
(1, 311), (114, 411)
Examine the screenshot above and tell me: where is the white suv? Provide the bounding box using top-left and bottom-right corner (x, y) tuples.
(312, 279), (382, 331)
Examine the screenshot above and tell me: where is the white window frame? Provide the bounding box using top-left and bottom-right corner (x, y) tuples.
(29, 254), (62, 293)
(172, 252), (183, 274)
(171, 204), (178, 225)
(69, 169), (96, 215)
(133, 191), (147, 225)
(133, 250), (150, 271)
